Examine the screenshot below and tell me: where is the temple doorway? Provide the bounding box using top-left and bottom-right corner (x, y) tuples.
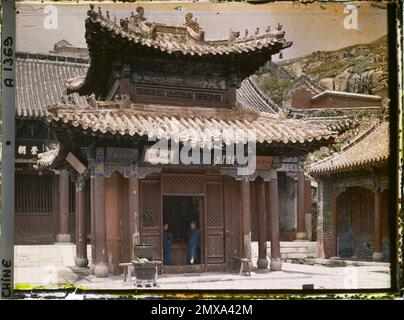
(337, 191), (354, 258)
(162, 196), (202, 267)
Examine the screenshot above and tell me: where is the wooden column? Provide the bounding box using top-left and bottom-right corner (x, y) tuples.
(74, 178), (88, 267)
(268, 173), (282, 271)
(256, 177), (268, 269)
(240, 179), (252, 271)
(56, 169), (71, 242)
(89, 175), (96, 274)
(331, 184), (338, 257)
(296, 169), (307, 240)
(128, 175), (140, 260)
(372, 190), (383, 261)
(94, 174), (109, 277)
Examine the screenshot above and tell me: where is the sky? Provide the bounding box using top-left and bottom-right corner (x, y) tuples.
(16, 1), (388, 60)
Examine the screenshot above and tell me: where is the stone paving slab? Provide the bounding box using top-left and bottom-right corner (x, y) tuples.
(14, 244), (390, 290)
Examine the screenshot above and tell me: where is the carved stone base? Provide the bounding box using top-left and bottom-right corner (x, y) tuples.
(372, 252), (383, 261)
(95, 263), (109, 278)
(75, 257), (89, 268)
(56, 234), (72, 243)
(89, 263), (95, 275)
(270, 259), (282, 271)
(257, 258), (268, 270)
(295, 232), (308, 240)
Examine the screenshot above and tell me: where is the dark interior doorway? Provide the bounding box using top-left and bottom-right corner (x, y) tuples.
(338, 192), (354, 258)
(163, 196), (201, 266)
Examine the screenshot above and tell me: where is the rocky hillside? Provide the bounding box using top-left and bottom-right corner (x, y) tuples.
(277, 35), (388, 96)
(255, 35), (388, 104)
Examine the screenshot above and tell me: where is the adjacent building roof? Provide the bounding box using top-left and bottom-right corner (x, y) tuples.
(47, 102), (335, 149)
(292, 75), (323, 94)
(16, 53), (88, 119)
(309, 121), (389, 175)
(236, 77), (280, 113)
(311, 90), (382, 102)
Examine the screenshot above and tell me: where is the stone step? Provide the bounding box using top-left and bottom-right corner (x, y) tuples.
(251, 241), (318, 261)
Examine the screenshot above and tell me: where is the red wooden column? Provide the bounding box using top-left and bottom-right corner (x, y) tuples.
(56, 169), (71, 242)
(89, 175), (96, 274)
(296, 169), (307, 240)
(94, 172), (109, 278)
(256, 177), (268, 269)
(372, 189), (383, 261)
(240, 178), (252, 271)
(74, 178), (88, 267)
(128, 175), (140, 259)
(268, 172), (282, 271)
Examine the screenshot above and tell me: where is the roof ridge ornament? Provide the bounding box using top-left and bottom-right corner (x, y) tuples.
(229, 29), (240, 43)
(184, 12), (201, 33)
(131, 6), (147, 25)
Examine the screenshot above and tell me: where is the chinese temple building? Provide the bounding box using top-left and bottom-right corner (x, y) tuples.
(42, 6), (335, 277)
(15, 52), (88, 244)
(310, 119), (390, 261)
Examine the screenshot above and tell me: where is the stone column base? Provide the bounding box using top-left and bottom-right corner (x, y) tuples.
(295, 232), (308, 240)
(95, 263), (109, 278)
(89, 263), (96, 275)
(75, 257), (89, 268)
(372, 252), (383, 261)
(56, 233), (72, 243)
(270, 259), (282, 271)
(257, 258), (268, 270)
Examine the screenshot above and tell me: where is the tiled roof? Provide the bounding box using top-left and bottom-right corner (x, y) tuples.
(309, 121), (389, 175)
(85, 7), (292, 57)
(292, 75), (323, 94)
(237, 77), (280, 113)
(15, 53), (283, 117)
(304, 116), (358, 133)
(48, 102), (334, 149)
(16, 53), (88, 119)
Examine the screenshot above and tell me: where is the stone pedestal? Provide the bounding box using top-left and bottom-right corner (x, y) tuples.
(56, 233), (71, 243)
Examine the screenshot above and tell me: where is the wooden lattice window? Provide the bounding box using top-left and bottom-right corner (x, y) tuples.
(15, 172), (54, 215)
(206, 183), (224, 228)
(206, 181), (225, 263)
(360, 191), (374, 233)
(161, 174), (204, 195)
(140, 180), (161, 229)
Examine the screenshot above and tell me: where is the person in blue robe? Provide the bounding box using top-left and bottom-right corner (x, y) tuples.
(187, 221), (200, 264)
(163, 223), (172, 265)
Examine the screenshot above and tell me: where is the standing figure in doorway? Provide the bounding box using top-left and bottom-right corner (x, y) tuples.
(187, 221), (200, 264)
(163, 223), (172, 265)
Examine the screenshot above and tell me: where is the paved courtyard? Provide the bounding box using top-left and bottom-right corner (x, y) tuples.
(14, 245), (390, 290)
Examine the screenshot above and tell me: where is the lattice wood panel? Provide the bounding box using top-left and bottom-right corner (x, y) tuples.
(15, 172), (53, 215)
(206, 183), (224, 228)
(161, 174), (204, 195)
(206, 182), (225, 263)
(140, 180), (161, 229)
